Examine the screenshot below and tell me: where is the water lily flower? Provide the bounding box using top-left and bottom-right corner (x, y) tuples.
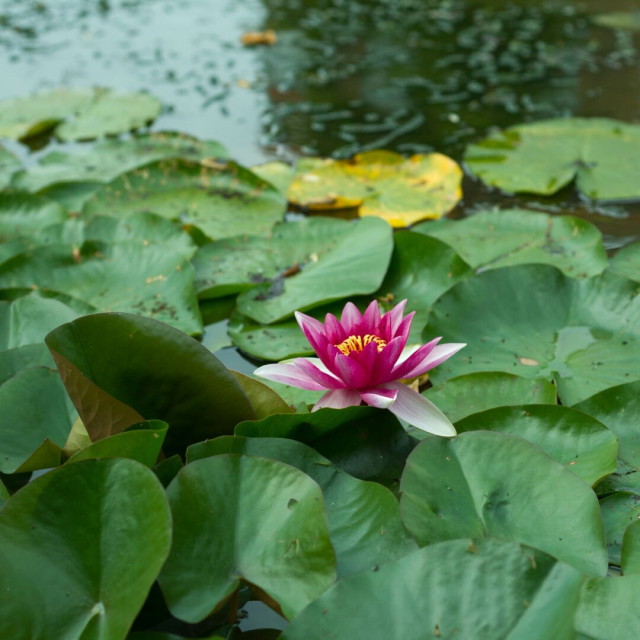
(254, 299), (465, 436)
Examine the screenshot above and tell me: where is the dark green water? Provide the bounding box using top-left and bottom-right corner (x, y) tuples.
(1, 0), (640, 246)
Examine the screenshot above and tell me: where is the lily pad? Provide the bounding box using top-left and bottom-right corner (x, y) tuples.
(0, 193), (68, 242)
(187, 436), (417, 578)
(158, 454), (336, 622)
(287, 150), (463, 227)
(600, 492), (640, 567)
(400, 431), (608, 575)
(0, 366), (74, 473)
(575, 575), (640, 639)
(234, 217), (392, 324)
(0, 458), (172, 639)
(423, 372), (557, 425)
(622, 520), (640, 574)
(0, 225), (202, 335)
(45, 313), (256, 455)
(0, 143), (20, 190)
(236, 405), (416, 487)
(12, 132), (229, 193)
(465, 118), (640, 201)
(414, 209), (608, 278)
(282, 538), (584, 640)
(610, 242), (640, 283)
(424, 264), (640, 406)
(250, 161), (296, 195)
(593, 11), (640, 32)
(455, 405), (618, 486)
(82, 158), (286, 240)
(574, 381), (640, 494)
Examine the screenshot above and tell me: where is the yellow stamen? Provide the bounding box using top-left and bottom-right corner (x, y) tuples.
(335, 334), (387, 356)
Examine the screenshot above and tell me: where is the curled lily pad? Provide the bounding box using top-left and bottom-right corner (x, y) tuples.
(287, 150), (462, 227)
(82, 158), (286, 240)
(465, 118), (640, 201)
(414, 208), (608, 277)
(424, 264), (640, 406)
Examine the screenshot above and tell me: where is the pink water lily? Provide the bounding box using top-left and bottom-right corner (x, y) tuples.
(254, 299), (465, 436)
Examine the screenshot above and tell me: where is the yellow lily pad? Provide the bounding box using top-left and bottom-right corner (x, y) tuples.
(286, 150), (462, 227)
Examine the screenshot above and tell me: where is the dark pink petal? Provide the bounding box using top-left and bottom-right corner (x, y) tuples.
(361, 386), (398, 409)
(312, 388), (362, 411)
(386, 299), (407, 335)
(361, 299), (382, 334)
(369, 336), (406, 385)
(295, 358), (345, 389)
(394, 312), (414, 344)
(335, 353), (370, 388)
(254, 362), (327, 391)
(394, 342), (466, 380)
(340, 302), (362, 332)
(385, 381), (456, 436)
(354, 338), (379, 376)
(324, 313), (346, 344)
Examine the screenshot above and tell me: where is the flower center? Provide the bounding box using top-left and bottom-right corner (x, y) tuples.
(335, 334), (387, 356)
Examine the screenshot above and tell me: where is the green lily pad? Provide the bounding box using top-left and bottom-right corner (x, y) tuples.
(0, 192), (68, 242)
(424, 264), (640, 406)
(465, 118), (640, 201)
(230, 371), (293, 418)
(67, 420), (169, 467)
(0, 293), (80, 349)
(400, 431), (608, 575)
(250, 161), (296, 195)
(622, 520), (640, 574)
(0, 458), (172, 639)
(0, 367), (74, 473)
(45, 313), (255, 456)
(236, 406), (416, 487)
(195, 216), (392, 324)
(610, 243), (640, 283)
(56, 89), (161, 141)
(0, 143), (20, 190)
(575, 575), (640, 639)
(0, 88), (95, 139)
(12, 132), (228, 193)
(187, 436), (417, 578)
(414, 209), (608, 278)
(455, 405), (618, 486)
(82, 158), (286, 241)
(159, 454), (336, 622)
(0, 344), (55, 384)
(287, 150), (463, 227)
(0, 213), (201, 335)
(423, 372), (556, 425)
(282, 538), (583, 640)
(600, 492), (640, 567)
(574, 381), (640, 494)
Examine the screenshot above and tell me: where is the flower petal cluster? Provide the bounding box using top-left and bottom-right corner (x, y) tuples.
(255, 299), (465, 436)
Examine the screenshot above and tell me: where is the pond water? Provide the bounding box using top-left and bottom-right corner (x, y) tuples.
(1, 0), (640, 246)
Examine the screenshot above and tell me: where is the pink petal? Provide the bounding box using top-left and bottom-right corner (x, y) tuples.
(386, 299), (407, 335)
(394, 312), (414, 344)
(340, 302), (362, 332)
(295, 358), (345, 389)
(324, 313), (346, 343)
(394, 342), (466, 380)
(335, 353), (370, 388)
(385, 381), (456, 437)
(361, 386), (398, 409)
(361, 299), (382, 334)
(312, 388), (362, 411)
(368, 336), (405, 386)
(392, 337), (441, 378)
(254, 362), (327, 391)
